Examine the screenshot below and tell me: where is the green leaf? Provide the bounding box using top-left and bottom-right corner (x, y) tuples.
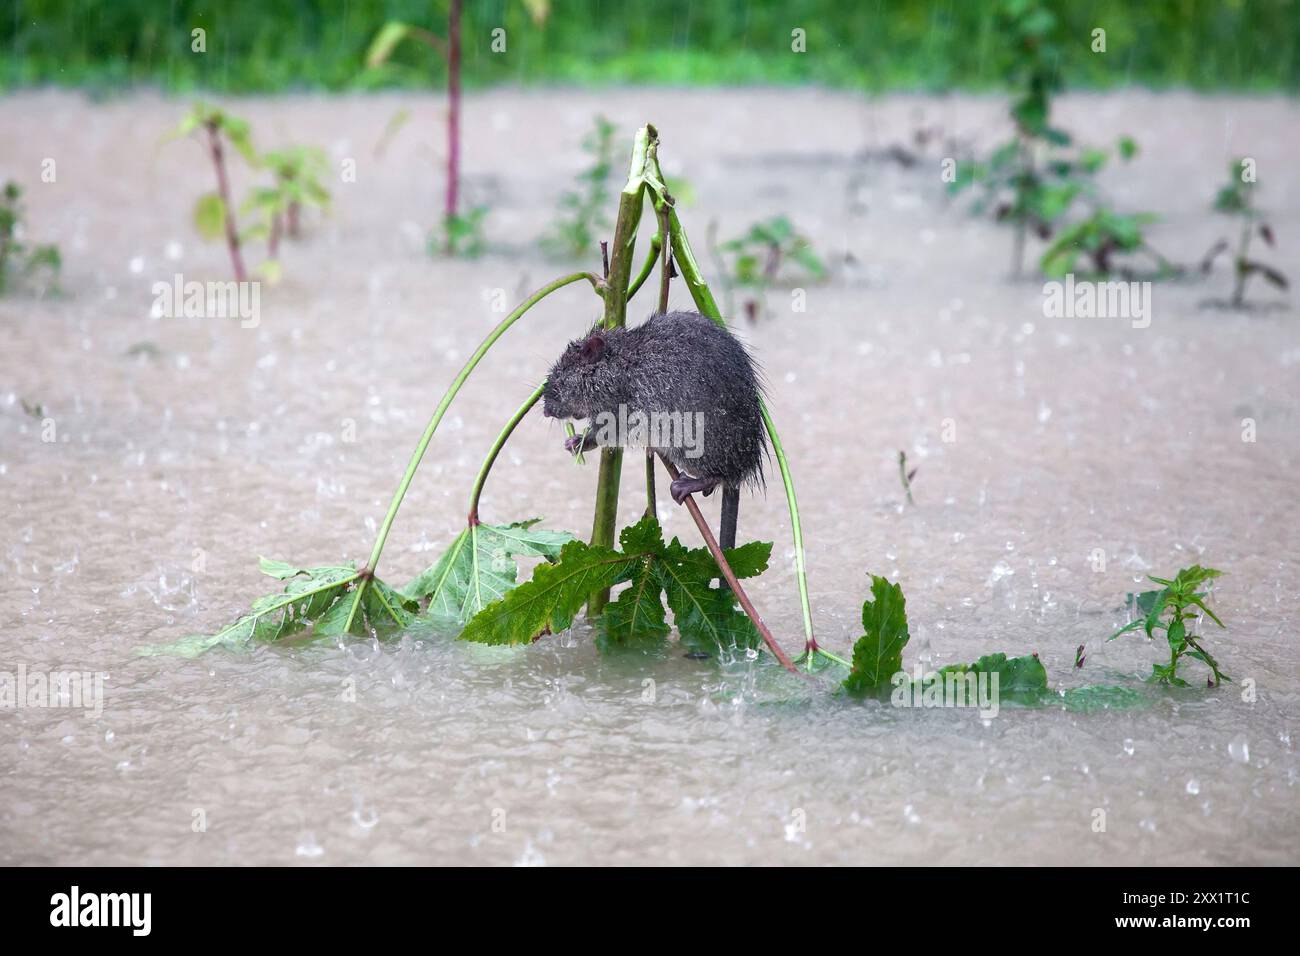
(458, 537), (646, 645)
(1166, 618), (1187, 653)
(193, 193), (226, 240)
(366, 22), (414, 68)
(141, 562), (358, 657)
(402, 519), (575, 627)
(598, 553), (670, 650)
(842, 575), (909, 695)
(656, 539), (761, 655)
(1106, 618), (1146, 642)
(940, 652), (1051, 706)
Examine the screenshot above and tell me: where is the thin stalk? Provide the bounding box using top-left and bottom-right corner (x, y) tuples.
(657, 203), (673, 314)
(898, 450), (915, 506)
(658, 456), (797, 674)
(443, 0), (462, 250)
(467, 384), (545, 526)
(644, 452), (656, 518)
(655, 194), (819, 655)
(587, 124), (654, 617)
(268, 212), (283, 260)
(626, 232), (661, 302)
(206, 122), (247, 282)
(347, 270), (599, 630)
(1231, 217), (1252, 307)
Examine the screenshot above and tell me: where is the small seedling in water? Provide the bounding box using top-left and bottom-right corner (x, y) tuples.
(0, 181), (61, 296)
(242, 147), (332, 282)
(715, 215), (826, 321)
(542, 116), (618, 260)
(1107, 565), (1229, 686)
(259, 146), (331, 240)
(364, 1), (532, 257)
(898, 450), (917, 505)
(948, 0), (1074, 277)
(437, 206), (490, 258)
(171, 104), (259, 281)
(1201, 160), (1288, 307)
(1040, 203), (1175, 279)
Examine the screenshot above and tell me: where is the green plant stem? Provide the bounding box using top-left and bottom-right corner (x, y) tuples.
(347, 270), (599, 630)
(653, 189), (819, 656)
(587, 124), (654, 617)
(656, 203), (673, 313)
(644, 451), (656, 518)
(467, 384), (545, 525)
(626, 233), (661, 302)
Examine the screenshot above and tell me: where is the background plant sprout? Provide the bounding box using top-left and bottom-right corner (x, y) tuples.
(1201, 160), (1288, 307)
(948, 0), (1071, 278)
(713, 215), (827, 321)
(364, 1), (551, 256)
(172, 103), (259, 282)
(160, 123), (827, 674)
(241, 148), (332, 283)
(0, 181), (61, 296)
(542, 115), (618, 260)
(259, 146), (331, 241)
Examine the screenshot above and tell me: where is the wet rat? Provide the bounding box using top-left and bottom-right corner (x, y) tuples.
(541, 309), (766, 548)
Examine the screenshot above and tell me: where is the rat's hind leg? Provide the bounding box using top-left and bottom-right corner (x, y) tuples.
(670, 474), (718, 504)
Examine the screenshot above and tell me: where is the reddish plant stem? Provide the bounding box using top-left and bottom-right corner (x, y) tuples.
(444, 0), (462, 249)
(657, 455), (798, 674)
(206, 122), (247, 282)
(268, 213), (283, 260)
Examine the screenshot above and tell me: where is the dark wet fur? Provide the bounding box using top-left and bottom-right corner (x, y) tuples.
(542, 310), (767, 490)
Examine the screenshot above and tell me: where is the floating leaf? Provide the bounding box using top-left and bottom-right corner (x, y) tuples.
(940, 652), (1051, 706)
(1061, 684), (1147, 712)
(139, 558), (417, 658)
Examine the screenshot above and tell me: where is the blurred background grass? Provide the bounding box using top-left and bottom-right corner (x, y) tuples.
(2, 0), (1297, 94)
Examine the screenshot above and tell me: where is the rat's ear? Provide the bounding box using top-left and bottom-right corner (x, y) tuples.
(579, 332), (605, 362)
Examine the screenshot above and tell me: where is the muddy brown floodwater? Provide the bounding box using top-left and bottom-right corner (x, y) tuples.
(1, 88), (1298, 865)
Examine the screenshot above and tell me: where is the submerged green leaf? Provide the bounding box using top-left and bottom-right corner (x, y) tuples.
(939, 652), (1051, 706)
(140, 557), (419, 658)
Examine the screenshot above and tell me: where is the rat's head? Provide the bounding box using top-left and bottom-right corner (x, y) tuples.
(542, 328), (621, 420)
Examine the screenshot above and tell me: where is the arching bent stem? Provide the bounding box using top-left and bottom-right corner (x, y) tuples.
(658, 456), (798, 674)
(626, 232), (662, 303)
(345, 271), (600, 631)
(467, 384), (544, 525)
